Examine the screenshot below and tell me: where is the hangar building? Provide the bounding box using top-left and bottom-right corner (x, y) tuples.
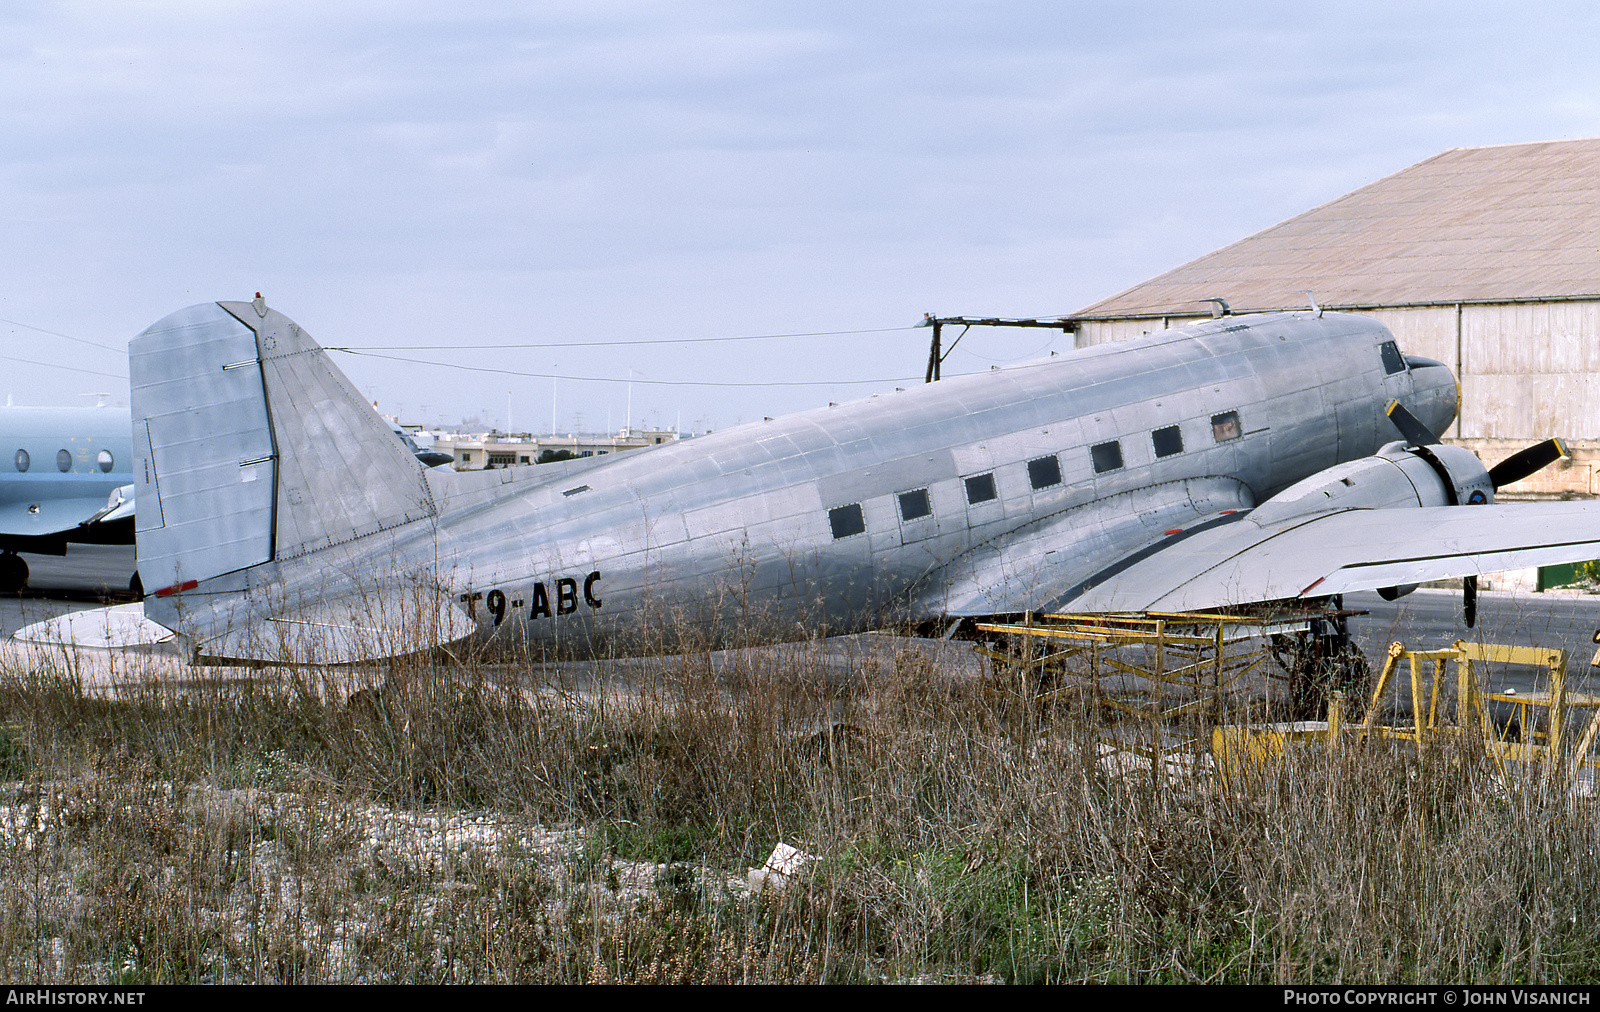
(1065, 137), (1600, 500)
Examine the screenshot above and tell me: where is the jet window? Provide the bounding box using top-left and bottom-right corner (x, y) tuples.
(13, 450), (27, 473)
(1027, 455), (1062, 490)
(829, 503), (866, 539)
(898, 489), (932, 521)
(97, 449), (114, 473)
(1211, 411), (1241, 442)
(1379, 341), (1407, 375)
(1152, 425), (1184, 458)
(1090, 441), (1123, 473)
(964, 473), (997, 505)
(56, 449), (71, 473)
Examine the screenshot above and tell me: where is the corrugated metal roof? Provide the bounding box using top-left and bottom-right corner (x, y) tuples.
(1071, 138), (1600, 320)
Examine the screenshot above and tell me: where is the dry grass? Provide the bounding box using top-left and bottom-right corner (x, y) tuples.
(0, 633), (1598, 984)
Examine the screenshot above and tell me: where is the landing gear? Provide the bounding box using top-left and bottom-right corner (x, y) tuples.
(1273, 600), (1372, 721)
(0, 553), (26, 594)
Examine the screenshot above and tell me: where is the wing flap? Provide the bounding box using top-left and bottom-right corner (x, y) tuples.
(919, 476), (1255, 617)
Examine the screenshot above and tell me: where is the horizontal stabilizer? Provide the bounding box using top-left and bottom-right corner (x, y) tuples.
(188, 580), (479, 665)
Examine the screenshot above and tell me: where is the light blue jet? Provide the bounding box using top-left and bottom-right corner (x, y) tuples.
(0, 405), (135, 592)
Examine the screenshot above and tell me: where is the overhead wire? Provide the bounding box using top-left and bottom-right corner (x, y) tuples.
(332, 325), (911, 351)
(1, 312), (1063, 390)
(0, 353), (126, 380)
(0, 315), (128, 379)
(0, 316), (125, 355)
(333, 348), (922, 388)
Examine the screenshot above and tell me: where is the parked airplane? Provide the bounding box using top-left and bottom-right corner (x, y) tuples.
(0, 405), (136, 592)
(127, 297), (1600, 665)
(0, 396), (457, 596)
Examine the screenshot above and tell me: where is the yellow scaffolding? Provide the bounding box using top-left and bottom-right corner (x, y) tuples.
(1214, 639), (1600, 785)
(974, 608), (1339, 768)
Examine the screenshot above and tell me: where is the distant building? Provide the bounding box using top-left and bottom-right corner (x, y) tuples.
(430, 427), (681, 470)
(1065, 138), (1600, 500)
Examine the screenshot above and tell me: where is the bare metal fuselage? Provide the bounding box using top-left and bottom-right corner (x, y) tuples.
(317, 311), (1454, 658)
(131, 303), (1457, 661)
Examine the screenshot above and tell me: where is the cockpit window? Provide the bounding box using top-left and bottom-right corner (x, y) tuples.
(1379, 341), (1407, 375)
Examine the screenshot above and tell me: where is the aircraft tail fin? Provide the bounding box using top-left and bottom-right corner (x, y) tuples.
(130, 300), (443, 654)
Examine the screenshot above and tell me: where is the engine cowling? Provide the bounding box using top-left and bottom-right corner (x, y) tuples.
(1251, 441), (1494, 528)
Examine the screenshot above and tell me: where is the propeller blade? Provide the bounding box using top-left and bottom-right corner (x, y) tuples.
(1385, 400), (1440, 446)
(1487, 437), (1569, 489)
(1463, 575), (1477, 629)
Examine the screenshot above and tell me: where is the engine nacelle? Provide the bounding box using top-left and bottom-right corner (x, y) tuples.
(1251, 441), (1494, 527)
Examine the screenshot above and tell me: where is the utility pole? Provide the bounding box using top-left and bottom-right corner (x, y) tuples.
(916, 315), (1076, 383)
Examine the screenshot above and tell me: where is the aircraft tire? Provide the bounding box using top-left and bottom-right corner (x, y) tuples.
(1277, 634), (1372, 722)
(0, 553), (27, 594)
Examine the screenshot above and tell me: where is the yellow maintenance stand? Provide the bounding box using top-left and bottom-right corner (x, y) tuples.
(974, 608), (1348, 771)
(1213, 639), (1600, 785)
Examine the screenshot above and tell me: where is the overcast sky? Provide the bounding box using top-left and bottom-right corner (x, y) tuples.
(3, 1), (1598, 433)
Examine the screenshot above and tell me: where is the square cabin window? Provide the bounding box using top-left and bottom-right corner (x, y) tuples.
(898, 489), (932, 521)
(964, 473), (997, 505)
(1152, 425), (1184, 458)
(1090, 441), (1123, 473)
(829, 503), (865, 540)
(1211, 411), (1241, 442)
(1027, 454), (1062, 490)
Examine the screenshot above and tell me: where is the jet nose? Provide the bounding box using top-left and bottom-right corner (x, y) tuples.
(1404, 356), (1459, 438)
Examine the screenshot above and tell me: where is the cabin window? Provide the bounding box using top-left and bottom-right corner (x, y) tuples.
(1152, 425), (1183, 458)
(1379, 341), (1406, 375)
(56, 449), (71, 473)
(964, 473), (997, 505)
(460, 452), (472, 463)
(13, 450), (27, 473)
(97, 449), (114, 473)
(1211, 411), (1241, 442)
(1027, 455), (1062, 490)
(1090, 441), (1123, 473)
(898, 489), (932, 521)
(829, 503), (866, 539)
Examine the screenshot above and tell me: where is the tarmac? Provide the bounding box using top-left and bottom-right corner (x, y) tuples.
(2, 543), (1598, 702)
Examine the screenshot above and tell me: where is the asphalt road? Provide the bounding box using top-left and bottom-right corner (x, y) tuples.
(1347, 587), (1600, 695)
(0, 545), (140, 635)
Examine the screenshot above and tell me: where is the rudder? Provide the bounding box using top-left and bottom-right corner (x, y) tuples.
(130, 298), (439, 618)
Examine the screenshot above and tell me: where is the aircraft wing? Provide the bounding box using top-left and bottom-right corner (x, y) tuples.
(0, 493), (124, 543)
(945, 501), (1600, 617)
